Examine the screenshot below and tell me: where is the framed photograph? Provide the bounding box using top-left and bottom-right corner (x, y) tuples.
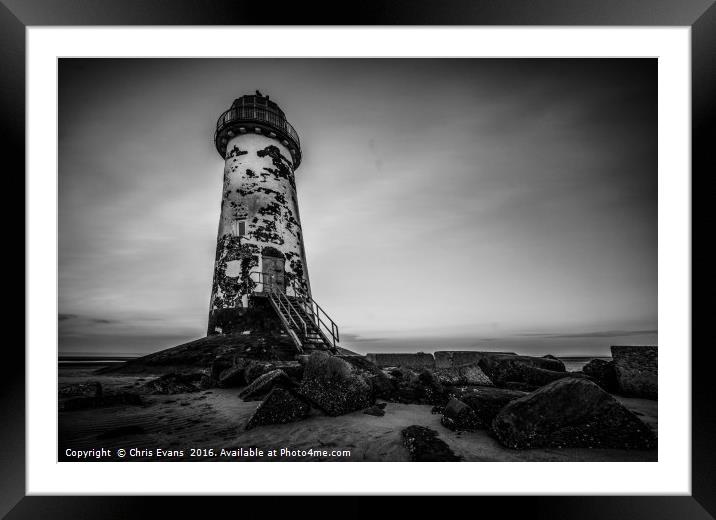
(5, 0), (711, 516)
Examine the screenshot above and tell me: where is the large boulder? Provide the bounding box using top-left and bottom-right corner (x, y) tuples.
(611, 346), (657, 399)
(244, 360), (277, 385)
(298, 352), (373, 416)
(582, 359), (618, 393)
(239, 369), (292, 401)
(478, 357), (579, 389)
(441, 398), (480, 431)
(387, 367), (446, 405)
(433, 363), (493, 387)
(479, 354), (566, 376)
(449, 386), (527, 429)
(492, 378), (657, 450)
(337, 355), (395, 399)
(434, 351), (517, 369)
(209, 355), (234, 382)
(245, 387), (311, 430)
(274, 361), (304, 381)
(366, 352), (435, 370)
(217, 359), (250, 388)
(401, 426), (461, 461)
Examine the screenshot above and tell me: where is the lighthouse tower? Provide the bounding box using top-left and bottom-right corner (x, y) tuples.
(208, 92), (337, 354)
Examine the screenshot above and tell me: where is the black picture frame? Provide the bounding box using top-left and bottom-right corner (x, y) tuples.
(3, 0), (711, 517)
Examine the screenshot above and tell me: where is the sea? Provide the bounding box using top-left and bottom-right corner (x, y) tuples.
(59, 353), (607, 372)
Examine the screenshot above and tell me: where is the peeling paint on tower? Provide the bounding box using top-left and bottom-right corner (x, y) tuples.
(208, 93), (311, 335)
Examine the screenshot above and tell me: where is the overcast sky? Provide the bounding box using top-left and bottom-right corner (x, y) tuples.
(58, 58), (657, 357)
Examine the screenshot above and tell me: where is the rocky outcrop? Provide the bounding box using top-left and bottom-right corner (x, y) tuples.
(387, 368), (447, 405)
(298, 352), (373, 416)
(245, 388), (310, 430)
(337, 355), (394, 399)
(611, 346), (657, 399)
(434, 351), (517, 369)
(239, 369), (292, 401)
(447, 386), (527, 429)
(401, 426), (461, 461)
(582, 359), (618, 393)
(433, 363), (494, 387)
(478, 356), (579, 389)
(244, 360), (277, 385)
(363, 403), (387, 417)
(365, 352), (436, 370)
(440, 398), (480, 431)
(141, 373), (202, 394)
(216, 358), (251, 388)
(479, 354), (565, 377)
(492, 378), (657, 450)
(59, 381), (102, 397)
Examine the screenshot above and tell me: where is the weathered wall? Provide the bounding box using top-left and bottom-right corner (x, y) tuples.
(365, 353), (436, 369)
(208, 132), (310, 334)
(433, 351), (518, 369)
(611, 345), (658, 399)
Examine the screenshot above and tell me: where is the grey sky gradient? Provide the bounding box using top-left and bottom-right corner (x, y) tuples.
(59, 59), (657, 357)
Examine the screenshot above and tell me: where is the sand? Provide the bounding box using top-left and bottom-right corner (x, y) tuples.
(58, 367), (658, 462)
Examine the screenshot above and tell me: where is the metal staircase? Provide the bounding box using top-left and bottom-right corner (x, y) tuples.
(250, 272), (339, 354)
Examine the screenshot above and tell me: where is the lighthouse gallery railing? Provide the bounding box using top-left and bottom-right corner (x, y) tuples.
(215, 105), (300, 150)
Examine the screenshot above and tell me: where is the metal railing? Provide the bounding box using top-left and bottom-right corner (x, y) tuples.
(248, 271), (339, 350)
(268, 284), (308, 338)
(294, 294), (340, 350)
(215, 104), (301, 150)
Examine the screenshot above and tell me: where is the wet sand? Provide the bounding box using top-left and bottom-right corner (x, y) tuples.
(58, 367), (658, 462)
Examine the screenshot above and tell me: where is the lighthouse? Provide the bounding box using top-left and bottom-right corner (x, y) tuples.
(208, 92), (338, 355)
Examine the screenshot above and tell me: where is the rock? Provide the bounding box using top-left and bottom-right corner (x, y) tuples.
(434, 351), (518, 369)
(59, 381), (102, 397)
(62, 392), (143, 411)
(480, 354), (566, 374)
(275, 361), (303, 381)
(141, 373), (201, 394)
(209, 355), (234, 381)
(385, 367), (446, 405)
(501, 381), (539, 392)
(244, 360), (277, 385)
(401, 426), (461, 461)
(492, 378), (657, 450)
(611, 346), (657, 399)
(217, 359), (250, 388)
(433, 363), (494, 387)
(238, 369), (291, 401)
(337, 355), (395, 399)
(582, 359), (618, 393)
(441, 398), (480, 431)
(299, 375), (372, 416)
(478, 357), (577, 388)
(451, 386), (527, 429)
(198, 374), (213, 389)
(366, 352), (435, 370)
(363, 404), (386, 417)
(245, 388), (311, 430)
(298, 352), (373, 416)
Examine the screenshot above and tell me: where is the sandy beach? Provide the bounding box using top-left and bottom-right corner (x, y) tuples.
(59, 366), (657, 462)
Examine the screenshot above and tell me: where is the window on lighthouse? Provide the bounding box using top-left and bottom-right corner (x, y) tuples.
(232, 220), (246, 237)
